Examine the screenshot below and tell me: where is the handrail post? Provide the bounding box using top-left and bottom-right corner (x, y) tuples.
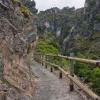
(37, 55), (41, 63)
(45, 55), (47, 68)
(41, 55), (43, 66)
(43, 55), (45, 66)
(50, 56), (53, 72)
(53, 56), (56, 71)
(40, 55), (41, 63)
(44, 55), (46, 67)
(34, 54), (36, 61)
(59, 57), (63, 79)
(69, 53), (74, 91)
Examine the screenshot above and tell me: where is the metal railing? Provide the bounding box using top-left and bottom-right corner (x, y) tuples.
(34, 53), (100, 100)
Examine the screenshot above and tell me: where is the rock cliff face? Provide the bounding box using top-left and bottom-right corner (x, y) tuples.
(21, 0), (38, 14)
(0, 0), (37, 99)
(72, 0), (100, 59)
(38, 7), (76, 51)
(38, 0), (100, 59)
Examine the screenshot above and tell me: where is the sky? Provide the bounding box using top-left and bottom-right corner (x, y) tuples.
(35, 0), (86, 11)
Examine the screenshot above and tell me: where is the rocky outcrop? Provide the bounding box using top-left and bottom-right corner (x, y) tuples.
(0, 0), (37, 99)
(21, 0), (38, 14)
(73, 0), (100, 59)
(38, 7), (76, 50)
(38, 0), (100, 59)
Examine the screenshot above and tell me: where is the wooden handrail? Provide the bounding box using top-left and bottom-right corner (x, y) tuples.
(58, 55), (100, 66)
(46, 62), (100, 100)
(34, 53), (100, 100)
(35, 54), (100, 67)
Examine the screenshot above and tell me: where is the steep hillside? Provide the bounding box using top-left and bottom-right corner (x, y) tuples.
(37, 0), (100, 95)
(0, 0), (37, 99)
(38, 7), (76, 50)
(38, 0), (100, 59)
(21, 0), (38, 14)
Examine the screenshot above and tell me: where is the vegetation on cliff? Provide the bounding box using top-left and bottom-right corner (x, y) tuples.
(37, 0), (100, 95)
(0, 0), (37, 99)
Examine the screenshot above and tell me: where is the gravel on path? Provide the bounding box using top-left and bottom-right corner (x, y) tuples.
(31, 61), (83, 100)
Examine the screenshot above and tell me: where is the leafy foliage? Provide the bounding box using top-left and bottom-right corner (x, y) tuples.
(11, 0), (20, 5)
(91, 68), (100, 94)
(74, 61), (100, 95)
(74, 63), (92, 82)
(20, 5), (32, 18)
(36, 39), (58, 54)
(37, 0), (100, 96)
(20, 0), (38, 14)
(11, 0), (32, 18)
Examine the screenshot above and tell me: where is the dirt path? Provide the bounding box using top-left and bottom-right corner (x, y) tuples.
(31, 61), (83, 100)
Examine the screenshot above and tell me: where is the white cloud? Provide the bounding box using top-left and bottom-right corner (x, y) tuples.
(35, 0), (85, 11)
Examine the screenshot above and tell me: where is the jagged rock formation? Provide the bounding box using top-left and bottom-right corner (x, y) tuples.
(38, 0), (100, 59)
(21, 0), (38, 14)
(0, 0), (37, 99)
(38, 7), (76, 52)
(73, 0), (100, 59)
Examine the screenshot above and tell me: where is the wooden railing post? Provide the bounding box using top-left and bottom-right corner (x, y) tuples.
(59, 57), (63, 79)
(50, 56), (53, 72)
(45, 55), (47, 68)
(53, 56), (55, 71)
(43, 55), (45, 66)
(37, 54), (39, 63)
(59, 70), (62, 79)
(41, 55), (43, 66)
(51, 66), (53, 72)
(69, 53), (75, 91)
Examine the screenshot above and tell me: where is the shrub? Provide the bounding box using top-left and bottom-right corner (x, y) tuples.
(74, 62), (100, 95)
(90, 68), (100, 95)
(20, 6), (31, 18)
(74, 62), (92, 82)
(35, 39), (58, 55)
(11, 0), (21, 6)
